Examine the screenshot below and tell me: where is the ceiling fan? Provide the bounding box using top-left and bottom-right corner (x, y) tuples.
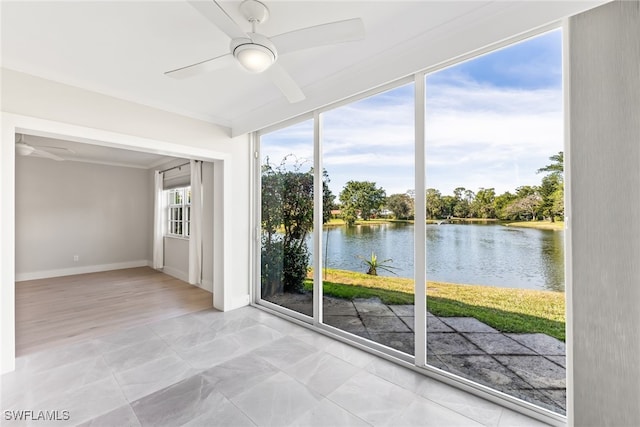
(15, 134), (73, 161)
(165, 0), (365, 103)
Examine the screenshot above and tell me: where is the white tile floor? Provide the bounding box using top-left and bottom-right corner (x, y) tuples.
(1, 306), (553, 426)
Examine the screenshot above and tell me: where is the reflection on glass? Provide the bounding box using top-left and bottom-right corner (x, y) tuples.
(260, 120), (314, 317)
(425, 30), (566, 414)
(321, 83), (415, 355)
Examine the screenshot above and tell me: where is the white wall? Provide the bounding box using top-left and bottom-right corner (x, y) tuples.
(569, 1), (640, 425)
(160, 161), (215, 293)
(1, 69), (251, 373)
(15, 156), (151, 280)
(163, 237), (189, 283)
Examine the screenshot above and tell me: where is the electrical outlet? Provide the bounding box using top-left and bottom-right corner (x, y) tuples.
(73, 255), (79, 262)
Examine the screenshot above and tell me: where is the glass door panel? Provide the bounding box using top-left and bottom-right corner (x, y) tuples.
(321, 83), (416, 355)
(424, 30), (566, 414)
(259, 119), (315, 317)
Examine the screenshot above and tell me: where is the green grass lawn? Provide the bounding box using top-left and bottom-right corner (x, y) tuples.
(504, 220), (565, 231)
(305, 268), (565, 341)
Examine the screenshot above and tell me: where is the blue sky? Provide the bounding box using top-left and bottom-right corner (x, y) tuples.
(262, 29), (563, 198)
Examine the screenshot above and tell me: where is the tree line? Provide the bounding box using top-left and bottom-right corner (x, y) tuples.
(336, 152), (564, 225)
(261, 152), (563, 296)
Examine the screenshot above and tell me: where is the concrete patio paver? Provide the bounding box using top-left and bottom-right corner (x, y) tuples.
(462, 333), (537, 355)
(361, 315), (411, 333)
(268, 293), (567, 415)
(324, 315), (367, 334)
(388, 305), (415, 317)
(545, 355), (566, 368)
(426, 316), (455, 332)
(506, 333), (566, 356)
(352, 298), (395, 316)
(368, 333), (414, 354)
(428, 333), (486, 355)
(440, 317), (499, 333)
(437, 354), (533, 389)
(494, 355), (566, 389)
(323, 297), (358, 316)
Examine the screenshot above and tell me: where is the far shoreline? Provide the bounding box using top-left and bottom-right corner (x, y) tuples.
(324, 217), (564, 231)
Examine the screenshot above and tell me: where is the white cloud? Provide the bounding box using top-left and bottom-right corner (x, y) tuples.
(260, 75), (563, 197)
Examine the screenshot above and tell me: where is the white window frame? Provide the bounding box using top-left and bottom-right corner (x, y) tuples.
(166, 186), (191, 238)
(252, 22), (567, 427)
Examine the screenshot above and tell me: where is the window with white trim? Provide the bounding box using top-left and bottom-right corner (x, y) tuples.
(166, 186), (191, 237)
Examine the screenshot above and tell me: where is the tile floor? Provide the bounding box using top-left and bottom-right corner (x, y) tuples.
(1, 306), (553, 426)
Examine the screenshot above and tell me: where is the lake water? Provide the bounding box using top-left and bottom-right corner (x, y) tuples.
(315, 223), (564, 292)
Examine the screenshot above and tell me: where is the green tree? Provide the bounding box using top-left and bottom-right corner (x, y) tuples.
(470, 188), (496, 218)
(537, 151), (564, 222)
(537, 151), (564, 178)
(426, 188), (443, 219)
(261, 157), (332, 297)
(505, 193), (541, 220)
(386, 193), (413, 220)
(538, 174), (561, 221)
(440, 195), (456, 218)
(321, 169), (336, 224)
(551, 186), (564, 218)
(452, 187), (471, 218)
(339, 181), (386, 226)
(494, 191), (517, 220)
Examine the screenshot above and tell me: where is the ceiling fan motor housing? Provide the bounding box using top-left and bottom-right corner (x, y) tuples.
(231, 33), (277, 73)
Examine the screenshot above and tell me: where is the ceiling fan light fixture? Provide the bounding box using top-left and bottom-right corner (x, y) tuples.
(234, 43), (275, 73)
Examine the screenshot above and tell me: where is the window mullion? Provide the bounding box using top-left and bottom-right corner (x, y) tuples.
(414, 73), (427, 368)
(313, 111), (323, 325)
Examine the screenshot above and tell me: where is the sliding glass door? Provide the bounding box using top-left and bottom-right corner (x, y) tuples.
(257, 28), (565, 418)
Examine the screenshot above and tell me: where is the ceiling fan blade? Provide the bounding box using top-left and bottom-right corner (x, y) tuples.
(187, 0), (248, 40)
(42, 147), (76, 154)
(265, 63), (305, 103)
(32, 148), (64, 161)
(165, 53), (235, 79)
(270, 18), (365, 55)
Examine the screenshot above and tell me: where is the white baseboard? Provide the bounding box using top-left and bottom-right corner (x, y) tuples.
(161, 266), (189, 283)
(16, 260), (151, 282)
(161, 268), (213, 294)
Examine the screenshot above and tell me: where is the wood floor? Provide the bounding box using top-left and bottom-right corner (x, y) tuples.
(15, 267), (213, 356)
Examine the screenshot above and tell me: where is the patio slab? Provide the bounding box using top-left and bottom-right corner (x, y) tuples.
(265, 292), (566, 415)
(368, 333), (414, 354)
(427, 333), (485, 355)
(440, 317), (499, 333)
(462, 333), (537, 355)
(324, 315), (367, 335)
(353, 298), (396, 316)
(323, 297), (357, 316)
(540, 388), (566, 411)
(506, 333), (566, 356)
(388, 305), (414, 317)
(361, 315), (411, 333)
(399, 317), (415, 331)
(437, 354), (532, 389)
(494, 355), (566, 389)
(427, 317), (455, 333)
(545, 355), (566, 368)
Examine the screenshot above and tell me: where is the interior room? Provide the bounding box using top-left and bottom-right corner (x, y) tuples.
(1, 1), (638, 426)
(13, 135), (216, 355)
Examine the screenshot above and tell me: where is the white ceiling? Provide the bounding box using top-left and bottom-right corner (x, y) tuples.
(1, 1), (608, 136)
